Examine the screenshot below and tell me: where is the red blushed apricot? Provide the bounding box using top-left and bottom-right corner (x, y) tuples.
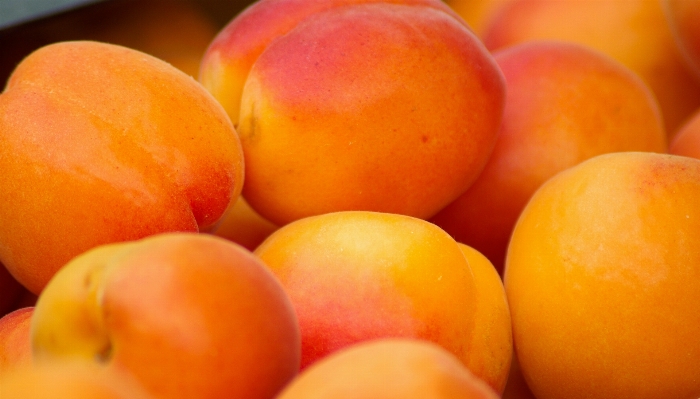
(505, 152), (700, 399)
(663, 0), (700, 82)
(0, 307), (33, 376)
(0, 41), (244, 294)
(31, 233), (301, 399)
(254, 211), (511, 389)
(482, 0), (700, 136)
(431, 41), (666, 273)
(670, 107), (700, 158)
(277, 339), (500, 399)
(238, 3), (504, 225)
(199, 0), (465, 124)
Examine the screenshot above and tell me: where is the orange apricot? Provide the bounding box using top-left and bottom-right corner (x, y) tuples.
(0, 41), (244, 294)
(254, 211), (512, 391)
(482, 0), (700, 136)
(237, 3), (504, 225)
(504, 152), (700, 399)
(431, 41), (667, 273)
(277, 339), (500, 399)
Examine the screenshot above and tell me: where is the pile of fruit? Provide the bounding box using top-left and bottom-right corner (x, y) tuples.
(1, 0), (699, 398)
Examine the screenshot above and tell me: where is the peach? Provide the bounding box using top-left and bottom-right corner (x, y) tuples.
(212, 196), (278, 251)
(254, 211), (513, 392)
(481, 0), (700, 136)
(431, 41), (667, 272)
(236, 3), (504, 225)
(504, 152), (700, 399)
(663, 0), (700, 81)
(30, 233), (300, 399)
(199, 0), (465, 125)
(277, 339), (500, 399)
(0, 41), (244, 294)
(0, 360), (153, 399)
(0, 307), (33, 375)
(670, 108), (700, 158)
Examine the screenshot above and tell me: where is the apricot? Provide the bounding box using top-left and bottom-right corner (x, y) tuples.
(482, 0), (700, 136)
(504, 152), (700, 399)
(0, 307), (33, 375)
(199, 0), (464, 125)
(277, 339), (500, 399)
(0, 41), (244, 294)
(237, 3), (504, 225)
(0, 360), (153, 399)
(669, 107), (700, 158)
(31, 233), (300, 399)
(254, 211), (512, 392)
(663, 0), (700, 81)
(431, 41), (667, 272)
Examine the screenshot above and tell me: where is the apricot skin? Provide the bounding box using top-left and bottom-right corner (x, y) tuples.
(238, 3), (504, 225)
(505, 152), (700, 399)
(0, 41), (244, 294)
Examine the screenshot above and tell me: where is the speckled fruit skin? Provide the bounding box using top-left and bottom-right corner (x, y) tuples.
(0, 41), (244, 295)
(199, 0), (465, 125)
(504, 152), (700, 399)
(276, 339), (501, 399)
(31, 233), (301, 399)
(236, 3), (504, 225)
(431, 41), (667, 273)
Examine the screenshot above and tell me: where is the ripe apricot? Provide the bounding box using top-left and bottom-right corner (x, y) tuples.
(254, 211), (512, 392)
(482, 0), (700, 135)
(276, 339), (500, 399)
(0, 41), (244, 294)
(505, 152), (700, 399)
(237, 3), (504, 225)
(431, 41), (667, 272)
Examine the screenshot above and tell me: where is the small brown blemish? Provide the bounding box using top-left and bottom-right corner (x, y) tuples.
(421, 135), (428, 143)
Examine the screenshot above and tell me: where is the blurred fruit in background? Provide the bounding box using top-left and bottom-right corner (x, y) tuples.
(444, 0), (512, 37)
(663, 0), (700, 82)
(431, 41), (667, 273)
(0, 0), (252, 84)
(481, 0), (700, 137)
